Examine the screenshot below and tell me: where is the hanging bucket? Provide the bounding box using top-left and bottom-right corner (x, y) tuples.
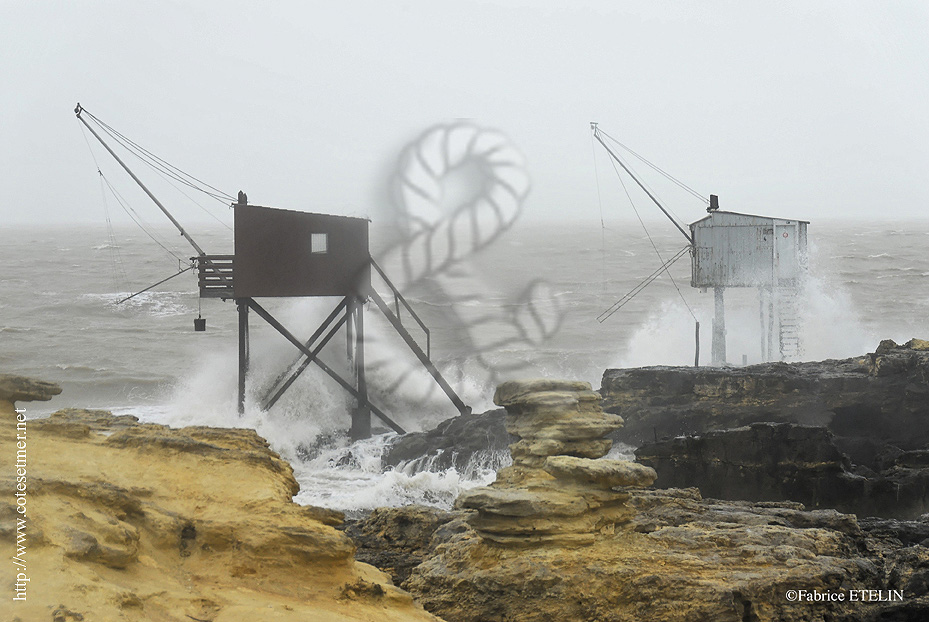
(194, 317), (206, 332)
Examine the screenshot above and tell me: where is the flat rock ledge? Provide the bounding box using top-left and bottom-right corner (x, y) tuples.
(456, 379), (655, 546)
(402, 486), (929, 622)
(338, 375), (929, 622)
(0, 373), (61, 406)
(600, 338), (929, 457)
(635, 421), (929, 518)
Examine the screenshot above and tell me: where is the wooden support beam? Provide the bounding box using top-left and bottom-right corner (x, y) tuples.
(262, 311), (349, 411)
(237, 299), (250, 414)
(351, 297), (371, 440)
(260, 297), (350, 408)
(712, 287), (726, 366)
(346, 296), (354, 363)
(369, 290), (471, 416)
(694, 320), (700, 367)
(246, 299), (406, 435)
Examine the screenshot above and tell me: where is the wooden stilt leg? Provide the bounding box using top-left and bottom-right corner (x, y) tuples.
(237, 298), (249, 415)
(350, 297), (371, 440)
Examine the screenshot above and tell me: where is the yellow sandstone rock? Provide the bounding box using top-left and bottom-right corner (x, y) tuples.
(542, 455), (657, 489)
(906, 338), (929, 351)
(456, 378), (648, 546)
(0, 399), (441, 622)
(403, 380), (925, 621)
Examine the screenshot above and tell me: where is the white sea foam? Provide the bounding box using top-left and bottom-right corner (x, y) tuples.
(614, 272), (879, 368)
(82, 291), (195, 317)
(292, 436), (506, 514)
(147, 296), (505, 513)
(604, 442), (637, 461)
(797, 275), (877, 360)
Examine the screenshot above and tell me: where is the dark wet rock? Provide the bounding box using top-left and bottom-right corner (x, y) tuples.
(601, 357), (868, 443)
(897, 450), (929, 469)
(601, 339), (929, 468)
(383, 408), (511, 471)
(859, 517), (929, 547)
(635, 422), (929, 519)
(0, 373), (62, 404)
(625, 487), (863, 536)
(344, 376), (929, 622)
(341, 505), (460, 585)
(832, 436), (905, 475)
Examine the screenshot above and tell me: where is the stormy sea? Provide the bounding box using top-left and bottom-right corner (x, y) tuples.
(2, 219), (927, 513)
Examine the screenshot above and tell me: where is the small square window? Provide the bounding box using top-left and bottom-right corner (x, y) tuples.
(311, 233), (328, 254)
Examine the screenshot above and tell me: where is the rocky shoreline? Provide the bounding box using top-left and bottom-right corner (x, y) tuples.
(0, 378), (439, 622)
(361, 375), (929, 622)
(5, 339), (929, 621)
(601, 338), (929, 456)
(611, 338), (929, 519)
(387, 339), (929, 519)
(351, 493), (929, 622)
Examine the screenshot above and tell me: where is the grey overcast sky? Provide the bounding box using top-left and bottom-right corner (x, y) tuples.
(2, 1), (927, 226)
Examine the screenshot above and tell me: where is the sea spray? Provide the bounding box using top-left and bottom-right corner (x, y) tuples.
(796, 275), (877, 360)
(7, 223), (926, 514)
(604, 441), (637, 462)
(153, 295), (508, 513)
(292, 434), (509, 515)
(614, 256), (886, 368)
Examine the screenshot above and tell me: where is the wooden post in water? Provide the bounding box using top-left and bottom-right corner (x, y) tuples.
(237, 299), (250, 415)
(346, 296), (354, 363)
(759, 288), (767, 362)
(712, 287), (726, 366)
(350, 297), (371, 440)
(694, 321), (700, 367)
(767, 296), (775, 363)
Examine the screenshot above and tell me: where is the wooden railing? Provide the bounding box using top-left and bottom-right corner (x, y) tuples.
(369, 259), (431, 358)
(196, 255), (235, 298)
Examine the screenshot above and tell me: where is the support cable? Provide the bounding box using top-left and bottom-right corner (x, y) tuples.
(597, 128), (709, 205)
(607, 157), (697, 321)
(99, 173), (129, 292)
(100, 173), (185, 262)
(75, 105), (210, 258)
(79, 123), (129, 293)
(144, 162), (234, 231)
(115, 266), (194, 305)
(604, 135), (689, 232)
(82, 109), (234, 204)
(597, 246), (691, 322)
(93, 118), (231, 203)
(590, 128), (608, 303)
(591, 127), (692, 244)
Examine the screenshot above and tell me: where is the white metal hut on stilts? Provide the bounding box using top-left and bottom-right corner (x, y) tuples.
(690, 200), (808, 365)
(591, 123), (809, 365)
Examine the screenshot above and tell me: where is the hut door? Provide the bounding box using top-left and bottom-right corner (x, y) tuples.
(774, 223), (798, 286)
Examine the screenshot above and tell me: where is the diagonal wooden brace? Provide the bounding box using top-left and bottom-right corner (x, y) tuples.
(368, 289), (471, 416)
(246, 298), (405, 435)
(262, 311), (350, 411)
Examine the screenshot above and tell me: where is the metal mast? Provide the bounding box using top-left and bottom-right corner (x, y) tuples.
(591, 123), (693, 244)
(75, 103), (208, 257)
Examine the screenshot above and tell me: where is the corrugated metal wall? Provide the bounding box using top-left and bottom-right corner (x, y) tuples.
(690, 211), (807, 289)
